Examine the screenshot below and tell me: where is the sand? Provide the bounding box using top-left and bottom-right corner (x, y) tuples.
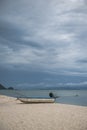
(0, 95), (87, 130)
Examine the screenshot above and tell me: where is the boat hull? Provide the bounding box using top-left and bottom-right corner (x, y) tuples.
(18, 98), (55, 103)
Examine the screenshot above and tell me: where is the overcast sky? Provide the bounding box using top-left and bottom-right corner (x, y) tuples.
(0, 0), (87, 89)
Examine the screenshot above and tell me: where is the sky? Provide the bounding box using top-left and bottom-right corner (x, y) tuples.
(0, 0), (87, 89)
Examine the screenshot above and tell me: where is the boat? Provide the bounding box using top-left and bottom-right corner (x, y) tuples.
(18, 97), (55, 103)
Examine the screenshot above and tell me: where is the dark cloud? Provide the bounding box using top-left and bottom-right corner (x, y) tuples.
(0, 65), (87, 89)
(77, 59), (87, 63)
(0, 0), (87, 88)
(0, 20), (23, 42)
(0, 20), (43, 49)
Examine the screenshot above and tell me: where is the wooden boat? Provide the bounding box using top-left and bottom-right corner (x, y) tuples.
(18, 97), (55, 103)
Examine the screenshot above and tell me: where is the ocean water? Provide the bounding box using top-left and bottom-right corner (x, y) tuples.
(0, 89), (87, 106)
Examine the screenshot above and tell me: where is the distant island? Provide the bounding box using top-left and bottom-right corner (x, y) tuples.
(0, 84), (14, 90)
(0, 84), (6, 90)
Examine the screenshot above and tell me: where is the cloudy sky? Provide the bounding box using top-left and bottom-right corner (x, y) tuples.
(0, 0), (87, 89)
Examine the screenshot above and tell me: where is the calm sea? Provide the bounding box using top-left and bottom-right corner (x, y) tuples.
(0, 89), (87, 106)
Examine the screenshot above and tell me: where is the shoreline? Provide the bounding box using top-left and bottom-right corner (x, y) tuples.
(0, 94), (87, 130)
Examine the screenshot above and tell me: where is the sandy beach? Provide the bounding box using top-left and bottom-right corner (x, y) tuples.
(0, 95), (87, 130)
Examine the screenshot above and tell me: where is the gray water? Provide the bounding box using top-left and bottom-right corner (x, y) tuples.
(0, 89), (87, 106)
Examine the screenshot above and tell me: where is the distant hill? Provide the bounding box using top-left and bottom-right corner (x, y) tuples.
(0, 84), (7, 90)
(0, 84), (14, 90)
(8, 87), (14, 90)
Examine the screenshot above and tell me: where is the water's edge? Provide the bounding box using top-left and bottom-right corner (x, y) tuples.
(0, 90), (87, 106)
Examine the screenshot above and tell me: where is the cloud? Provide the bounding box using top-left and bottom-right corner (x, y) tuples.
(77, 59), (87, 63)
(0, 0), (87, 78)
(16, 81), (87, 89)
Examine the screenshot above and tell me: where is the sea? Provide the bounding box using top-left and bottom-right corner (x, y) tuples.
(0, 89), (87, 106)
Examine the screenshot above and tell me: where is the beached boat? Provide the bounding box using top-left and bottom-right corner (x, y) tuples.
(18, 97), (55, 103)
